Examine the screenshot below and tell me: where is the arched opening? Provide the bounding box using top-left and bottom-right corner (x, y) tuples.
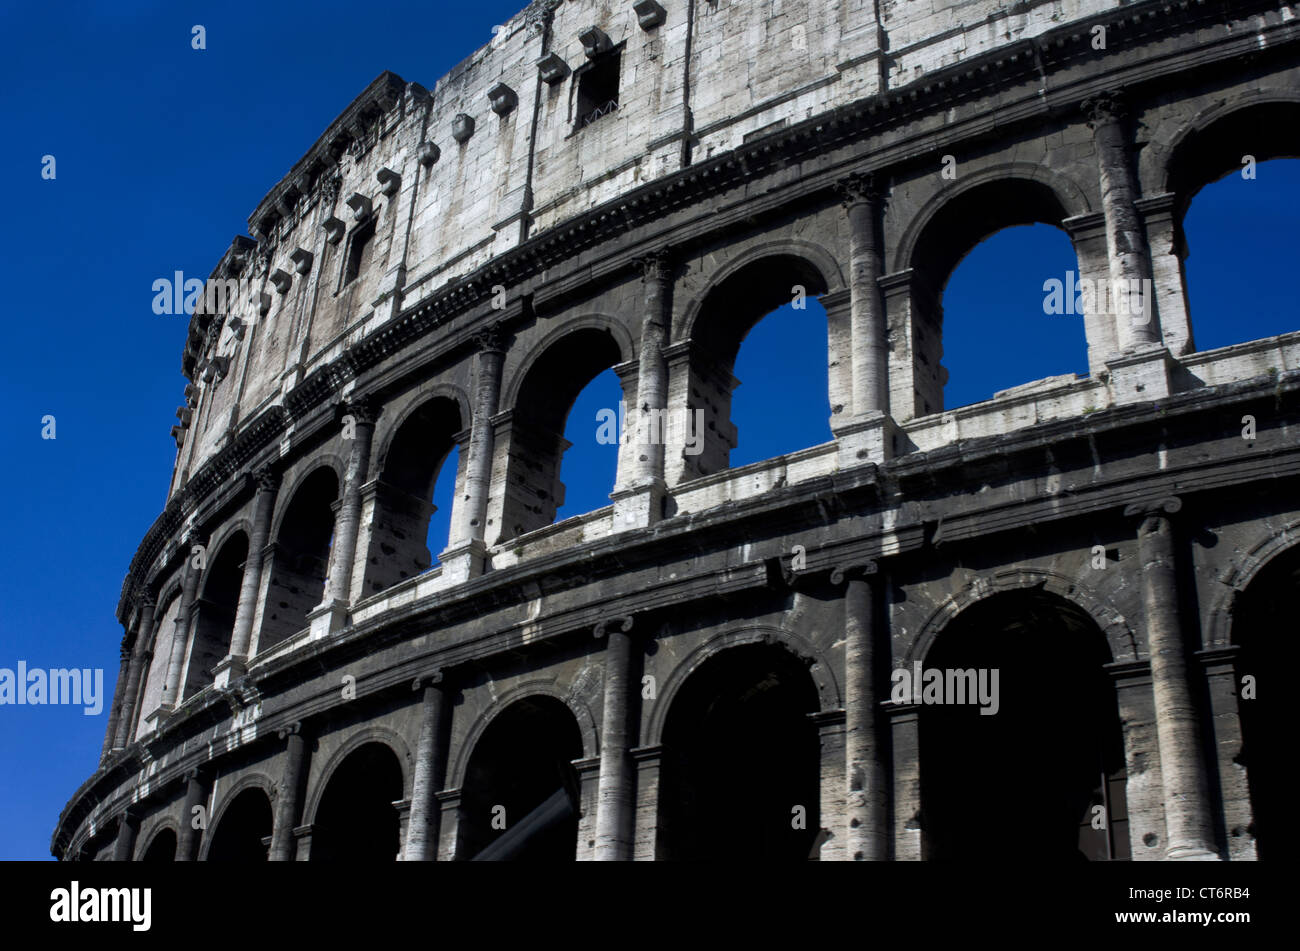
(183, 531), (248, 699)
(310, 742), (405, 861)
(133, 594), (181, 741)
(1170, 103), (1300, 353)
(919, 591), (1128, 861)
(658, 643), (822, 860)
(458, 696), (583, 861)
(206, 787), (273, 861)
(139, 827), (177, 862)
(363, 398), (463, 595)
(261, 467), (338, 648)
(907, 179), (1088, 415)
(684, 255), (831, 480)
(941, 224), (1087, 409)
(555, 368), (621, 521)
(1231, 542), (1300, 860)
(499, 328), (627, 540)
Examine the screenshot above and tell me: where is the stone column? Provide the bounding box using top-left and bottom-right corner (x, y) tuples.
(833, 560), (888, 861)
(311, 402), (377, 636)
(1124, 496), (1218, 860)
(1135, 192), (1194, 356)
(112, 808), (140, 862)
(812, 709), (846, 861)
(573, 756), (602, 861)
(404, 671), (450, 862)
(392, 799), (412, 860)
(1083, 92), (1160, 349)
(269, 722), (309, 861)
(836, 172), (888, 416)
(593, 616), (636, 860)
(160, 532), (205, 711)
(175, 767), (209, 862)
(630, 745), (664, 861)
(1196, 646), (1255, 861)
(113, 597), (155, 751)
(436, 789), (463, 861)
(446, 325), (506, 563)
(888, 702), (922, 860)
(100, 641), (131, 763)
(1106, 660), (1166, 861)
(218, 466), (278, 682)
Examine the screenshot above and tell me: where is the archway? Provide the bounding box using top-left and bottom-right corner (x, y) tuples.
(183, 530), (248, 698)
(919, 590), (1128, 861)
(658, 643), (822, 860)
(363, 397), (463, 595)
(139, 827), (176, 862)
(261, 467), (338, 647)
(498, 327), (627, 539)
(132, 593), (181, 741)
(206, 787), (272, 861)
(1230, 542), (1300, 860)
(684, 254), (831, 479)
(310, 742), (405, 861)
(458, 696), (584, 861)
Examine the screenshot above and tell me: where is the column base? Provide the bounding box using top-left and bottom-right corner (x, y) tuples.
(144, 705), (173, 735)
(611, 479), (667, 531)
(832, 411), (898, 470)
(211, 655), (248, 689)
(308, 599), (351, 639)
(437, 540), (489, 584)
(1166, 845), (1222, 861)
(1106, 344), (1174, 405)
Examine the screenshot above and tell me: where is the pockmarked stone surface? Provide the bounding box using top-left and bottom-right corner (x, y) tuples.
(57, 0), (1299, 862)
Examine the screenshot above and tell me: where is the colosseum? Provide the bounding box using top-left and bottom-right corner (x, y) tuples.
(55, 0), (1296, 862)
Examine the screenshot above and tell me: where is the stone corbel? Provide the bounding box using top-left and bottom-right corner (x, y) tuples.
(269, 268), (292, 294)
(212, 355), (232, 379)
(419, 142), (441, 166)
(290, 248), (313, 275)
(227, 315), (245, 339)
(488, 83), (518, 117)
(376, 167), (401, 196)
(175, 406), (192, 427)
(579, 26), (612, 57)
(258, 292), (272, 316)
(536, 52), (570, 84)
(452, 113), (475, 143)
(322, 216), (345, 245)
(345, 192), (372, 220)
(632, 0), (666, 30)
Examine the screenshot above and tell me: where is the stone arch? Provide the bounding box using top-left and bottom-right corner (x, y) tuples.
(645, 625), (840, 748)
(1204, 519), (1300, 651)
(184, 527), (250, 698)
(268, 459), (344, 543)
(891, 162), (1092, 277)
(200, 772), (275, 861)
(448, 678), (599, 792)
(301, 726), (413, 828)
(907, 567), (1138, 667)
(677, 237), (847, 343)
(261, 463), (342, 647)
(499, 314), (636, 414)
(136, 816), (179, 861)
(373, 382), (472, 471)
(1144, 87), (1300, 212)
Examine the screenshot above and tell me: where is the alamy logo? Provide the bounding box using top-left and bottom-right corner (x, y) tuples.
(0, 662), (103, 715)
(595, 400), (705, 456)
(1042, 271), (1153, 322)
(50, 882), (151, 932)
(890, 662), (1000, 715)
(152, 272), (246, 316)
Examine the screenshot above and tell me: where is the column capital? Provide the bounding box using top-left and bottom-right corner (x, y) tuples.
(472, 322), (509, 354)
(250, 464), (280, 494)
(635, 248), (674, 284)
(830, 560), (879, 584)
(343, 397), (381, 427)
(1123, 495), (1182, 523)
(412, 669), (444, 691)
(277, 720), (303, 741)
(594, 614), (634, 639)
(1082, 90), (1127, 127)
(835, 170), (883, 208)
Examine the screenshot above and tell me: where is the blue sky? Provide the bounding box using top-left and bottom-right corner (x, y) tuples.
(1, 1), (1295, 860)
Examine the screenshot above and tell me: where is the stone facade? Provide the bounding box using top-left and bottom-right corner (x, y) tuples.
(57, 0), (1300, 861)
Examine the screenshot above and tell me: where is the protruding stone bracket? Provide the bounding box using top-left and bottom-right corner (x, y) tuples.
(345, 193), (373, 220)
(632, 0), (666, 30)
(594, 615), (634, 639)
(258, 292), (272, 316)
(579, 26), (612, 58)
(290, 248), (314, 275)
(452, 114), (475, 144)
(537, 52), (570, 84)
(322, 216), (345, 245)
(227, 315), (246, 340)
(487, 83), (518, 117)
(419, 142), (441, 166)
(212, 355), (232, 379)
(269, 268), (292, 294)
(376, 167), (401, 196)
(176, 406), (193, 426)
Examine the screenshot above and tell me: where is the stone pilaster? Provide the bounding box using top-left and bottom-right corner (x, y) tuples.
(1135, 192), (1194, 356)
(833, 560), (888, 861)
(217, 466), (278, 684)
(573, 756), (602, 861)
(812, 709), (846, 861)
(630, 745), (663, 861)
(835, 172), (889, 417)
(1106, 660), (1166, 861)
(593, 616), (636, 860)
(444, 324), (506, 570)
(100, 643), (131, 764)
(268, 721), (309, 861)
(175, 767), (209, 861)
(1124, 496), (1219, 860)
(1083, 92), (1160, 350)
(112, 807), (141, 862)
(1196, 646), (1255, 861)
(159, 532), (206, 712)
(311, 401), (377, 636)
(435, 789), (463, 861)
(113, 597), (155, 751)
(404, 671), (449, 861)
(888, 702), (922, 860)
